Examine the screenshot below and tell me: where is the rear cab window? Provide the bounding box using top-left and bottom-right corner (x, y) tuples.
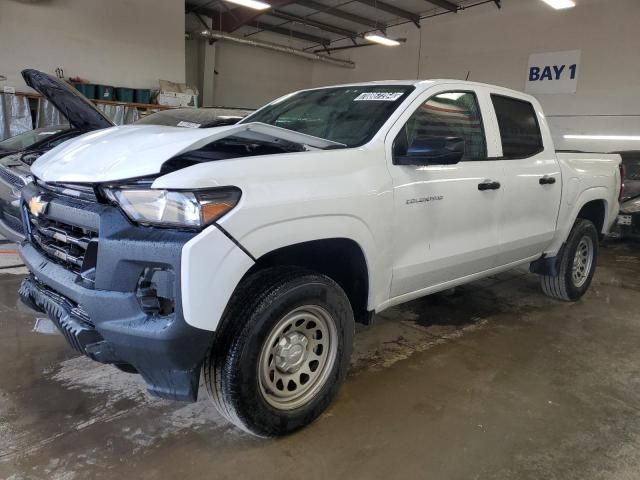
(491, 94), (544, 159)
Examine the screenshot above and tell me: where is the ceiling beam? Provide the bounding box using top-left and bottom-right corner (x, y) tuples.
(352, 0), (420, 26)
(424, 0), (459, 12)
(187, 0), (299, 32)
(194, 12), (212, 30)
(313, 42), (376, 53)
(186, 1), (216, 14)
(249, 20), (331, 44)
(296, 0), (382, 29)
(269, 10), (360, 38)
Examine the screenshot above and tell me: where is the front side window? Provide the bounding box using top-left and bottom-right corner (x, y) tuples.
(393, 91), (487, 162)
(241, 85), (414, 148)
(491, 95), (543, 159)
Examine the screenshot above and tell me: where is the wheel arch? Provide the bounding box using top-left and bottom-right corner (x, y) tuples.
(234, 214), (388, 316)
(545, 187), (612, 256)
(246, 238), (372, 324)
(576, 199), (607, 234)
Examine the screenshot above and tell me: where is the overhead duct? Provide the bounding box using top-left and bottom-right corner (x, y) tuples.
(194, 31), (356, 69)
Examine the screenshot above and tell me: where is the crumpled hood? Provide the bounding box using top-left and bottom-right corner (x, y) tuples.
(31, 122), (343, 184)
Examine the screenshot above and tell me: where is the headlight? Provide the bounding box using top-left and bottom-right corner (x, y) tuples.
(104, 187), (241, 228)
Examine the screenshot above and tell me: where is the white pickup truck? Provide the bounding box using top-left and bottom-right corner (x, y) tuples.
(19, 80), (622, 436)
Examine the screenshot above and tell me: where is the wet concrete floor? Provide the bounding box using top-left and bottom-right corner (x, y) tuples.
(1, 242), (639, 480)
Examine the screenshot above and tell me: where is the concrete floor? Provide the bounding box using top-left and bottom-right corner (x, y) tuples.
(1, 241), (639, 480)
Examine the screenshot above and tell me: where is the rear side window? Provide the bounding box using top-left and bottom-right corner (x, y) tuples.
(491, 95), (543, 158)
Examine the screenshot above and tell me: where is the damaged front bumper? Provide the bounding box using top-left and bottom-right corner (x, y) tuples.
(18, 182), (214, 402)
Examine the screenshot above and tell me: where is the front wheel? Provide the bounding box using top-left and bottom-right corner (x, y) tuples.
(205, 267), (354, 437)
(541, 218), (599, 301)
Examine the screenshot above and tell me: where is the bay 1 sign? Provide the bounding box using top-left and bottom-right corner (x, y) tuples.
(525, 50), (581, 94)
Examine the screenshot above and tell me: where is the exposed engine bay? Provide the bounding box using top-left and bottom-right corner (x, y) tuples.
(161, 136), (305, 174)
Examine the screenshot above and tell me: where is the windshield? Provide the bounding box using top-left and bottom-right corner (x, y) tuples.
(0, 125), (69, 152)
(241, 85), (415, 148)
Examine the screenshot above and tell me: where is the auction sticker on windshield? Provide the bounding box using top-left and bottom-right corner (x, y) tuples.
(177, 121), (201, 128)
(354, 92), (404, 101)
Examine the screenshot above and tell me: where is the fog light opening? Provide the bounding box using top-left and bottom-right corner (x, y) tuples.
(136, 268), (176, 316)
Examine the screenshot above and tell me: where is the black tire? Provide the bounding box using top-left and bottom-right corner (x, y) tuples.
(540, 218), (599, 301)
(204, 267), (354, 437)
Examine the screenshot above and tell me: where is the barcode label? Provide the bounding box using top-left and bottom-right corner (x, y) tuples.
(354, 92), (404, 101)
(177, 121), (201, 128)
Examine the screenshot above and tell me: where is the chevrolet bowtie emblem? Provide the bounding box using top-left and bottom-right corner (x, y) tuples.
(28, 195), (48, 218)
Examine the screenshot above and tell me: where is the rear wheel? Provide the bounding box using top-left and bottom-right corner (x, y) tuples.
(205, 267), (354, 437)
(541, 218), (599, 301)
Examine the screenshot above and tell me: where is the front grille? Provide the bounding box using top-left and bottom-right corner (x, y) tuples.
(35, 179), (97, 202)
(0, 164), (27, 188)
(29, 216), (98, 273)
(0, 210), (24, 235)
(25, 186), (99, 276)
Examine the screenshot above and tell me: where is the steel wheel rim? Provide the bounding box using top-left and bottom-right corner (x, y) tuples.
(572, 235), (594, 288)
(258, 305), (338, 411)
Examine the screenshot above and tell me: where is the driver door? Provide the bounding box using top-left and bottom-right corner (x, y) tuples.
(387, 85), (504, 298)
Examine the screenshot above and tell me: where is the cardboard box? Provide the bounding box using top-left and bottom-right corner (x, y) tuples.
(157, 91), (198, 108)
(157, 80), (198, 107)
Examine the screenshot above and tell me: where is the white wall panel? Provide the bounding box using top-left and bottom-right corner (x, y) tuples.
(0, 0), (185, 90)
(309, 0), (640, 152)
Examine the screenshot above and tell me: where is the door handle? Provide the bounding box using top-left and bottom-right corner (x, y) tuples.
(539, 175), (556, 185)
(478, 180), (501, 191)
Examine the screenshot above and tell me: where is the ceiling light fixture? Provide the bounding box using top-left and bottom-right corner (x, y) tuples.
(224, 0), (271, 10)
(540, 0), (576, 10)
(364, 33), (401, 46)
(564, 135), (640, 141)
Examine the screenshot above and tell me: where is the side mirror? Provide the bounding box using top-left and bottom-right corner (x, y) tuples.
(395, 136), (465, 166)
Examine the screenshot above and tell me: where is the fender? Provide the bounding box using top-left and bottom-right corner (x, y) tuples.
(181, 225), (254, 331)
(182, 215), (385, 332)
(545, 186), (611, 256)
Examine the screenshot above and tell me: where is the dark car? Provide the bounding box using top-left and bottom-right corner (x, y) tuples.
(0, 70), (244, 242)
(617, 152), (640, 239)
(0, 125), (71, 158)
(0, 69), (114, 241)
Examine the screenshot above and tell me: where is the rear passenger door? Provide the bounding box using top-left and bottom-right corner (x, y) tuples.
(491, 94), (562, 266)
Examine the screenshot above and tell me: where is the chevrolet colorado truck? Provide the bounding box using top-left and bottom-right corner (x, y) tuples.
(18, 80), (622, 436)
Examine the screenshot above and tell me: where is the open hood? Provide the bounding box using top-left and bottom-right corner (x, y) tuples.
(31, 122), (345, 184)
(22, 69), (114, 131)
